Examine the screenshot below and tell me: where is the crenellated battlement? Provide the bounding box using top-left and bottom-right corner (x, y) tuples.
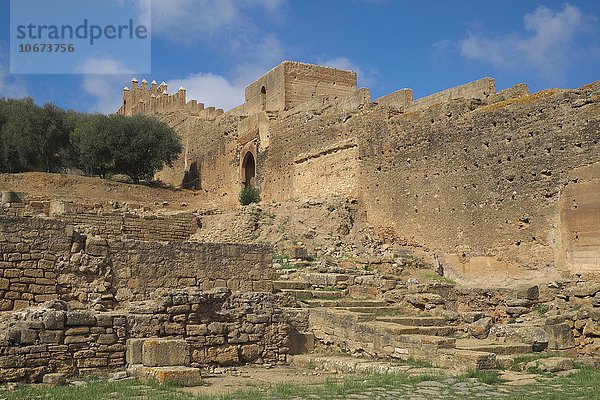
(116, 78), (224, 119)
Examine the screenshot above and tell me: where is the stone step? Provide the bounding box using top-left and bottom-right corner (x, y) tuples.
(291, 354), (451, 377)
(364, 321), (456, 337)
(279, 288), (348, 299)
(455, 339), (532, 355)
(375, 316), (449, 327)
(393, 333), (457, 349)
(438, 348), (497, 370)
(128, 365), (202, 386)
(273, 280), (312, 290)
(300, 299), (387, 308)
(338, 306), (401, 314)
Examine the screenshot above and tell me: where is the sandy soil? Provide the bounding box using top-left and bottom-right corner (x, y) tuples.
(0, 172), (206, 212)
(182, 365), (338, 396)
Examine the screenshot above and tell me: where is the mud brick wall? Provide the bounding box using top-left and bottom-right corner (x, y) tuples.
(127, 288), (289, 366)
(59, 211), (199, 242)
(0, 302), (127, 383)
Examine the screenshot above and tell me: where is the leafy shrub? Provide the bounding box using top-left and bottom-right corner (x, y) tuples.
(239, 185), (261, 205)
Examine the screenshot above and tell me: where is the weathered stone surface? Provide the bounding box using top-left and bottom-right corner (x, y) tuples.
(240, 344), (262, 362)
(85, 237), (109, 257)
(129, 365), (202, 386)
(489, 324), (548, 351)
(543, 322), (576, 350)
(42, 373), (66, 386)
(583, 320), (600, 337)
(468, 317), (493, 339)
(405, 293), (444, 308)
(506, 307), (529, 316)
(570, 282), (600, 298)
(66, 310), (96, 326)
(142, 339), (190, 367)
(528, 357), (574, 372)
(516, 285), (539, 301)
(126, 338), (146, 365)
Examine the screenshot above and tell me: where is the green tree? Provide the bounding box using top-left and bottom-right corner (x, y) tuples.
(110, 115), (182, 183)
(0, 98), (74, 173)
(0, 98), (41, 172)
(70, 114), (114, 177)
(71, 114), (181, 182)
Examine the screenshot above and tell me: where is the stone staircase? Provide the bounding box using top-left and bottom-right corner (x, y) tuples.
(276, 266), (540, 371)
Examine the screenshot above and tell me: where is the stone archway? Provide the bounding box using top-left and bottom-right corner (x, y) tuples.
(242, 152), (256, 187)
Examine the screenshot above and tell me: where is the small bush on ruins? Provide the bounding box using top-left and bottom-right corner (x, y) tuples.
(239, 185), (261, 205)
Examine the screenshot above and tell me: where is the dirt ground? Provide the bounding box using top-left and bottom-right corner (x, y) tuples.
(0, 172), (205, 212)
(182, 365), (337, 396)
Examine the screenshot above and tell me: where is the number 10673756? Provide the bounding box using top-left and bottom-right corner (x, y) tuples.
(18, 43), (75, 53)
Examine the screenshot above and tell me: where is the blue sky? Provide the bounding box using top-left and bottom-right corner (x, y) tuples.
(1, 0), (599, 113)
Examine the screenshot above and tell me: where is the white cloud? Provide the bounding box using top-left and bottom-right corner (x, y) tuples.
(148, 0), (287, 43)
(460, 4), (597, 81)
(320, 56), (377, 88)
(0, 53), (28, 99)
(230, 34), (286, 85)
(168, 73), (245, 111)
(80, 58), (134, 113)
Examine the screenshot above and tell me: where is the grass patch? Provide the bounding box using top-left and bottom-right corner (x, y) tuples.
(0, 378), (194, 400)
(393, 356), (435, 368)
(458, 370), (505, 385)
(194, 373), (446, 400)
(532, 303), (550, 316)
(272, 254), (292, 269)
(420, 272), (457, 286)
(318, 286), (342, 292)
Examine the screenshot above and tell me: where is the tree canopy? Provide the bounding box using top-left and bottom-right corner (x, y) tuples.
(0, 98), (181, 183)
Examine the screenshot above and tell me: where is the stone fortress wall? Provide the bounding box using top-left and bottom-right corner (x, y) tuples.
(116, 61), (599, 281)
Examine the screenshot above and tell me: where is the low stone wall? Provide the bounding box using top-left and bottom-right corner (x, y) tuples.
(0, 301), (127, 383)
(0, 216), (273, 311)
(59, 211), (200, 242)
(127, 288), (289, 366)
(109, 240), (273, 303)
(0, 288), (290, 383)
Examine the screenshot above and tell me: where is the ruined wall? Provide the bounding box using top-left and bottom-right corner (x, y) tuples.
(0, 304), (127, 383)
(0, 288), (290, 382)
(0, 216), (285, 382)
(109, 240), (273, 303)
(127, 289), (289, 367)
(0, 217), (69, 311)
(355, 86), (600, 278)
(283, 62), (357, 110)
(406, 77), (495, 112)
(59, 211), (199, 242)
(0, 216), (273, 311)
(559, 162), (600, 274)
(245, 64), (287, 114)
(375, 88), (413, 109)
(117, 79), (224, 117)
(244, 62), (358, 114)
(154, 113), (242, 206)
(259, 108), (361, 201)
